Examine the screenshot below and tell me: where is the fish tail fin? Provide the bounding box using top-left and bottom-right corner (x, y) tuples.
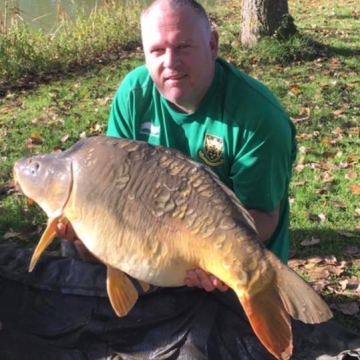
(237, 284), (292, 360)
(266, 251), (333, 324)
(235, 251), (333, 360)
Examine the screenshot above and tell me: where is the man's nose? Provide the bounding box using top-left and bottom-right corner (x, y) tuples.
(163, 48), (179, 68)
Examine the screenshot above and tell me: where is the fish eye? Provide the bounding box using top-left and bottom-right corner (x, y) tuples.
(29, 161), (40, 174)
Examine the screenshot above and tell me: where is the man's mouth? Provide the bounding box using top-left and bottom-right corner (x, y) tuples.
(165, 74), (186, 81)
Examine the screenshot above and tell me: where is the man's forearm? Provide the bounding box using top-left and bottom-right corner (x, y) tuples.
(248, 205), (280, 242)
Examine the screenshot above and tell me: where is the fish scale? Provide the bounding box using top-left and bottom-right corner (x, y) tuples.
(13, 135), (333, 360)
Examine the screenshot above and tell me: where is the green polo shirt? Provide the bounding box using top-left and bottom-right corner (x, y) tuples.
(106, 57), (297, 263)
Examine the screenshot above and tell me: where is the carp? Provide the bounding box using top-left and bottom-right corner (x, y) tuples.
(13, 135), (332, 360)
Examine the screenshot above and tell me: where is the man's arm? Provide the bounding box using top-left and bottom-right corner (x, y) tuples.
(248, 204), (280, 242)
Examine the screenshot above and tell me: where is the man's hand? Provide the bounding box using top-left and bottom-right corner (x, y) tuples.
(56, 222), (99, 263)
(185, 269), (229, 292)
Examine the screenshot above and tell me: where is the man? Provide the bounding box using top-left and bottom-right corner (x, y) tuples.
(58, 0), (297, 293)
(2, 1), (360, 359)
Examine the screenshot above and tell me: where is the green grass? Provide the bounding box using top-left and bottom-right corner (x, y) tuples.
(0, 0), (359, 333)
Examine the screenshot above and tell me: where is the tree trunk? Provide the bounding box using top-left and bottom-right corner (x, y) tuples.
(239, 0), (296, 47)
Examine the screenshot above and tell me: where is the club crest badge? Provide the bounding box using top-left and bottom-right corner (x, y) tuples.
(198, 134), (225, 166)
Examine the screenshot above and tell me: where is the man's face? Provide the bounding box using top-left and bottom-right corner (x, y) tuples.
(141, 6), (218, 113)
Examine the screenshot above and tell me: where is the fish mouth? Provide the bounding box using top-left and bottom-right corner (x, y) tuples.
(12, 166), (23, 193)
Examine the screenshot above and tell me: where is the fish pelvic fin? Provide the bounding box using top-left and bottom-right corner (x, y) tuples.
(106, 266), (138, 317)
(29, 216), (64, 272)
(138, 280), (151, 293)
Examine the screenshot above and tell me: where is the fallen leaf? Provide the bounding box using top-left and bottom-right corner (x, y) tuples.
(4, 229), (21, 239)
(324, 255), (337, 264)
(337, 230), (360, 238)
(61, 134), (70, 143)
(301, 237), (321, 246)
(288, 259), (306, 268)
(319, 213), (327, 221)
(347, 155), (360, 164)
(330, 200), (346, 209)
(307, 255), (323, 264)
(338, 279), (348, 291)
(345, 171), (357, 180)
(343, 244), (360, 255)
(289, 84), (301, 96)
(322, 151), (337, 159)
(292, 181), (306, 186)
(349, 184), (360, 195)
(328, 265), (344, 276)
(333, 109), (343, 116)
(311, 279), (330, 292)
(331, 302), (359, 316)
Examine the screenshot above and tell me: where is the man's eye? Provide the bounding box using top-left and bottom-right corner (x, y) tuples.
(151, 48), (163, 55)
(178, 44), (190, 49)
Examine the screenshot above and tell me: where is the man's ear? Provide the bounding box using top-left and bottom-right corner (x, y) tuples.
(210, 30), (219, 60)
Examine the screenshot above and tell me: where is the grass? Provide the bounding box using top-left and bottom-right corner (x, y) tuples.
(0, 0), (359, 333)
(0, 0), (142, 83)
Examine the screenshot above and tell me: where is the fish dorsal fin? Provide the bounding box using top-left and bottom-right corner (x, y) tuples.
(106, 266), (138, 317)
(29, 216), (66, 272)
(138, 280), (151, 293)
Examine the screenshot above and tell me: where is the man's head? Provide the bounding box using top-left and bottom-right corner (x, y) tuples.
(141, 0), (219, 113)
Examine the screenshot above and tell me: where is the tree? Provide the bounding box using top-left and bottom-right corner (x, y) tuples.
(239, 0), (297, 47)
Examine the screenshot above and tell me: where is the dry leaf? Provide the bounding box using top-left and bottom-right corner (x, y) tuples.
(331, 302), (359, 316)
(308, 255), (324, 264)
(330, 200), (346, 209)
(349, 184), (360, 195)
(343, 245), (360, 255)
(289, 84), (301, 96)
(4, 229), (21, 239)
(337, 230), (360, 238)
(345, 171), (357, 180)
(311, 279), (330, 292)
(292, 181), (306, 186)
(322, 151), (337, 159)
(301, 237), (321, 246)
(288, 259), (306, 268)
(61, 134), (70, 143)
(324, 255), (337, 264)
(347, 155), (360, 164)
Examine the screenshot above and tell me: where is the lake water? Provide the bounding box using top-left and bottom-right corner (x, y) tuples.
(0, 0), (216, 32)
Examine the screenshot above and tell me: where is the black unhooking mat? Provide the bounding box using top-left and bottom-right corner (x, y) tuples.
(0, 240), (359, 360)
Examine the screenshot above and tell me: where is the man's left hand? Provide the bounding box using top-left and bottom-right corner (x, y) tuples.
(185, 269), (228, 292)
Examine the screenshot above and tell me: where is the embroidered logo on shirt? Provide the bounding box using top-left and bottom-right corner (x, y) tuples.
(198, 134), (225, 167)
(140, 122), (160, 138)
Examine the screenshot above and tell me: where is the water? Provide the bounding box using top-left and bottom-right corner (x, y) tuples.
(0, 0), (216, 32)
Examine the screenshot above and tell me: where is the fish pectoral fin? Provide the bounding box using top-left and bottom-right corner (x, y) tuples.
(29, 216), (63, 272)
(138, 280), (151, 293)
(106, 266), (138, 317)
(237, 285), (292, 360)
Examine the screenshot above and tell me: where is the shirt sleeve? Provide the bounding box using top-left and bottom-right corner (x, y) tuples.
(230, 108), (296, 213)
